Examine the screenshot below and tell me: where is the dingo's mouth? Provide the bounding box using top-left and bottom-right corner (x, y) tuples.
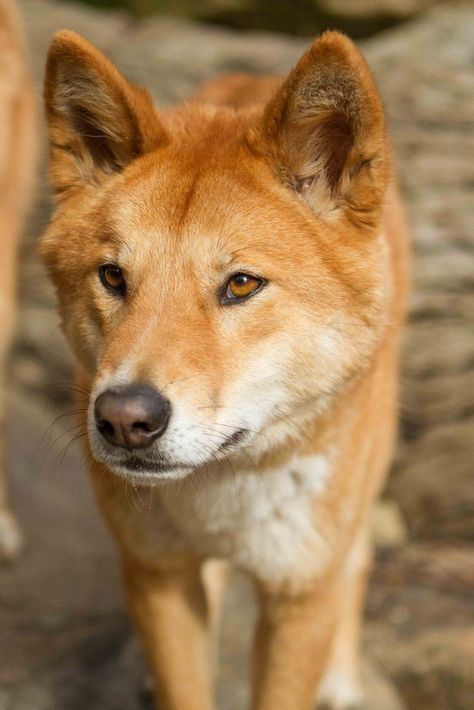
(106, 456), (192, 483)
(92, 427), (251, 484)
(118, 456), (175, 473)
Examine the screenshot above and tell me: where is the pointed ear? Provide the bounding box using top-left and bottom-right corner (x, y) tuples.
(44, 31), (167, 197)
(258, 32), (388, 229)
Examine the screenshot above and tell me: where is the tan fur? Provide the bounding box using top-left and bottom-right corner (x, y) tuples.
(0, 0), (36, 560)
(41, 29), (409, 709)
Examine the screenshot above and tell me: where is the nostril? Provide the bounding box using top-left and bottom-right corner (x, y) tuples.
(97, 419), (115, 437)
(132, 420), (154, 433)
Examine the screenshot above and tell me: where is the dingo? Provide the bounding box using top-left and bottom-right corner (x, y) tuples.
(0, 0), (35, 560)
(41, 29), (408, 709)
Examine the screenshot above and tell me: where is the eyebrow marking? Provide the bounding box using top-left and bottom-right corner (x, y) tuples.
(98, 228), (120, 245)
(176, 175), (199, 230)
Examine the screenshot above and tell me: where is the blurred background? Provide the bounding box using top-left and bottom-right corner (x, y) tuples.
(0, 1), (473, 708)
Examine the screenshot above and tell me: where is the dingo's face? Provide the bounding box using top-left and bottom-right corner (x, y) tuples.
(41, 32), (389, 482)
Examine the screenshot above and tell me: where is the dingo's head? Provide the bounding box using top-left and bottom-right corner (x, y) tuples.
(41, 31), (389, 483)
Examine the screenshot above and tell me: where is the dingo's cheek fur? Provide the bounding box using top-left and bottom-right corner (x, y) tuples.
(41, 29), (408, 710)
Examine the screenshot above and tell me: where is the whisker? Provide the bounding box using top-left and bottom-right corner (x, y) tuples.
(128, 480), (144, 514)
(57, 430), (88, 466)
(162, 372), (207, 392)
(51, 381), (90, 398)
(35, 408), (88, 460)
(37, 421), (85, 474)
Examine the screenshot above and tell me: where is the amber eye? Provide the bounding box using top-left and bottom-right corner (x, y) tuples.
(223, 273), (264, 303)
(99, 264), (126, 295)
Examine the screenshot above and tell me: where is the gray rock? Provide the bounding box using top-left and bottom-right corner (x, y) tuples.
(321, 0), (440, 19)
(370, 627), (474, 710)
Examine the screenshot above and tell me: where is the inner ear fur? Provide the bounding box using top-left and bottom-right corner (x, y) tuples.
(44, 30), (166, 196)
(257, 31), (389, 228)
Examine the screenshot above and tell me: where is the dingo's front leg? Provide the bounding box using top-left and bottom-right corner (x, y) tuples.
(251, 575), (343, 710)
(123, 554), (214, 710)
(318, 528), (371, 709)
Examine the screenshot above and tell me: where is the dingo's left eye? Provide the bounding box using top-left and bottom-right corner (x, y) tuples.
(99, 264), (126, 296)
(222, 273), (265, 304)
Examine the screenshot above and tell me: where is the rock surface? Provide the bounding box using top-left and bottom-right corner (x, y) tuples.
(1, 0), (473, 708)
(106, 0), (445, 38)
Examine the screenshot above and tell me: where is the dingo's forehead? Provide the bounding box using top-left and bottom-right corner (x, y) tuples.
(96, 136), (339, 308)
(107, 131), (285, 238)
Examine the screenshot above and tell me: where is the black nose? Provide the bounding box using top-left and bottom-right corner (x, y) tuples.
(94, 384), (171, 450)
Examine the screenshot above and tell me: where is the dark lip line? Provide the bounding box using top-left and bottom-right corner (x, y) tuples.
(104, 427), (249, 475)
(116, 457), (178, 473)
(217, 427), (248, 451)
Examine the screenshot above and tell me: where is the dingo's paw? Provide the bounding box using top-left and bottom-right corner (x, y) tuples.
(318, 669), (363, 710)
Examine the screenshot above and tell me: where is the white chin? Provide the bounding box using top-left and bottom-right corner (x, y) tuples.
(108, 461), (194, 485)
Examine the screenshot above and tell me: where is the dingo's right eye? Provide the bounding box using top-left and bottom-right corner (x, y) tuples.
(99, 264), (126, 296)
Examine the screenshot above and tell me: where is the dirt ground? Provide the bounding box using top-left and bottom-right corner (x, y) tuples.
(0, 1), (473, 708)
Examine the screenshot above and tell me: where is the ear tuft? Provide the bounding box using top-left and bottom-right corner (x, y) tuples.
(44, 31), (167, 196)
(257, 31), (388, 228)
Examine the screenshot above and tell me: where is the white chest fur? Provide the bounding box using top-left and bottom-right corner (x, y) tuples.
(158, 453), (334, 590)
